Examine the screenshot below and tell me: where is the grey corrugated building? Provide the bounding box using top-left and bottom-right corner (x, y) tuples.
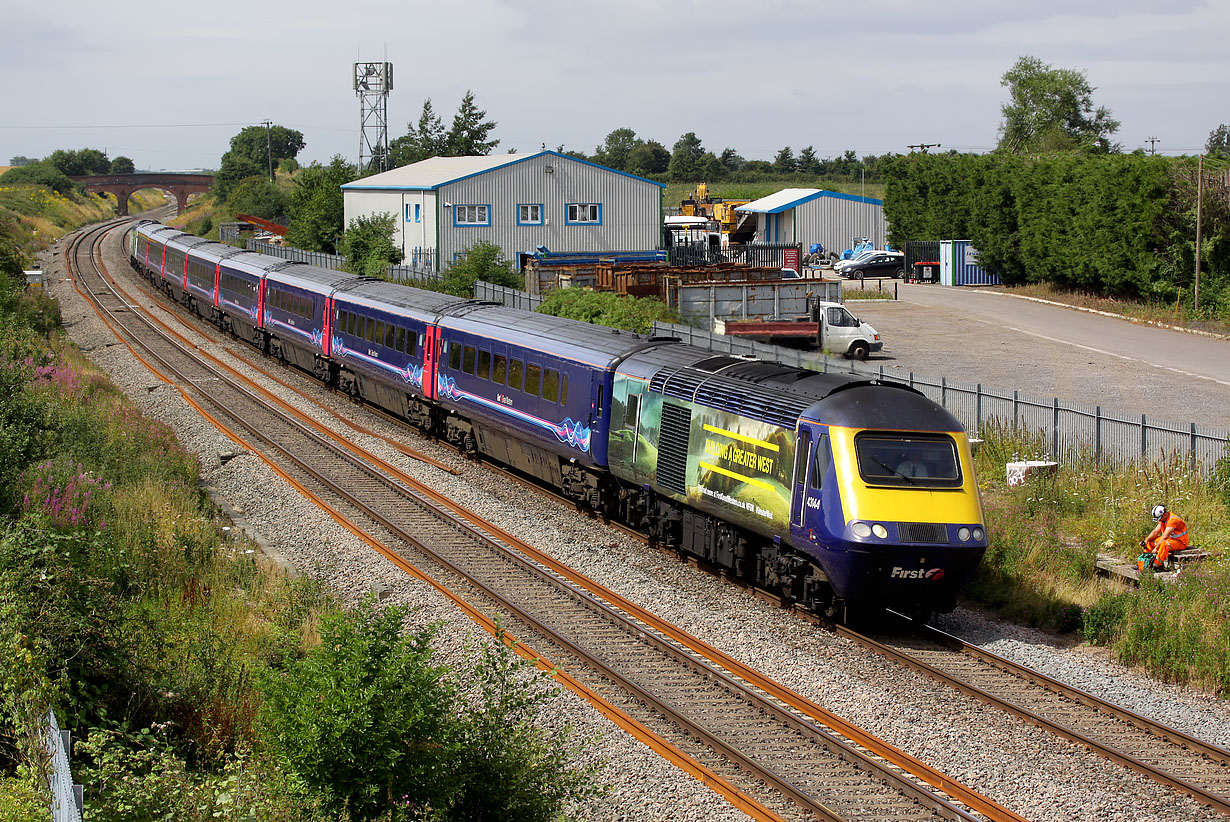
(341, 151), (664, 271)
(735, 188), (887, 254)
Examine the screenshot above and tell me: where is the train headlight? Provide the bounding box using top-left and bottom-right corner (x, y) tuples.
(851, 522), (872, 538)
(973, 527), (985, 541)
(958, 527), (972, 542)
(871, 524), (888, 539)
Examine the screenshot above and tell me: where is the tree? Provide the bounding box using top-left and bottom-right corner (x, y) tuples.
(773, 146), (797, 174)
(108, 156), (135, 174)
(625, 140), (669, 176)
(225, 177), (287, 221)
(210, 154), (264, 202)
(46, 148), (109, 176)
(718, 148), (746, 173)
(668, 132), (707, 182)
(797, 146), (821, 175)
(389, 98), (447, 167)
(592, 128), (640, 171)
(1207, 124), (1230, 159)
(440, 242), (522, 297)
(225, 125), (305, 169)
(284, 156), (356, 254)
(997, 55), (1121, 154)
(339, 213), (403, 277)
(8, 156), (35, 167)
(447, 90), (499, 156)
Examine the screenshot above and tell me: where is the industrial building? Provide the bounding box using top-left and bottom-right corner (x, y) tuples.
(735, 188), (887, 255)
(341, 151), (664, 272)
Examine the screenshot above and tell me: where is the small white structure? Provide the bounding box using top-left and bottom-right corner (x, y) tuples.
(735, 188), (887, 254)
(1006, 460), (1058, 487)
(342, 151), (664, 272)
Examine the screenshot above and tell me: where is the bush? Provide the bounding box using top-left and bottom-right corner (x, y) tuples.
(438, 242), (522, 297)
(537, 288), (679, 333)
(0, 163), (77, 197)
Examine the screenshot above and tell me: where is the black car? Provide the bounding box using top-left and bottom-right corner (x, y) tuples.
(840, 251), (905, 280)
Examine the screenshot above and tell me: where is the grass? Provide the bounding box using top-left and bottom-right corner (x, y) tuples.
(842, 280), (899, 299)
(969, 422), (1230, 691)
(1004, 282), (1230, 338)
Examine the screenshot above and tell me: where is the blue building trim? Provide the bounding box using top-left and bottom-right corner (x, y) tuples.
(739, 189), (884, 214)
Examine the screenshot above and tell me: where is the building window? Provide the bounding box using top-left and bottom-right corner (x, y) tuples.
(454, 204), (490, 226)
(405, 203), (422, 223)
(566, 203), (602, 225)
(517, 203), (543, 226)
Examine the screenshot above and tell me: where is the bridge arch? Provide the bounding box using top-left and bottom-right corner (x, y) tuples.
(71, 173), (214, 216)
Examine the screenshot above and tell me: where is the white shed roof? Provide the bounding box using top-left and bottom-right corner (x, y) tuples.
(737, 187), (883, 214)
(342, 154), (538, 191)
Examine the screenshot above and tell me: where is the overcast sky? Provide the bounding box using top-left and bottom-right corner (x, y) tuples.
(4, 1), (1227, 171)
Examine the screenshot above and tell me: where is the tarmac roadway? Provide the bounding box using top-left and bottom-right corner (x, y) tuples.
(843, 281), (1230, 434)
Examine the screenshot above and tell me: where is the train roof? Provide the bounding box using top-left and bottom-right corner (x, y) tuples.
(264, 263), (359, 292)
(339, 279), (480, 316)
(439, 303), (676, 368)
(619, 344), (959, 431)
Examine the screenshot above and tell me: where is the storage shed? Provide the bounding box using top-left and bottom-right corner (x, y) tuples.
(341, 151), (665, 272)
(735, 188), (887, 255)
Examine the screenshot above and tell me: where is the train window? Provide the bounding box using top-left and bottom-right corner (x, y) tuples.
(462, 346), (476, 375)
(375, 321), (386, 347)
(348, 311), (357, 336)
(795, 431), (811, 488)
(395, 326), (406, 353)
(493, 355), (507, 384)
(561, 374), (568, 404)
(385, 323), (396, 348)
(811, 433), (830, 490)
(406, 330), (418, 357)
(853, 434), (962, 488)
(508, 359), (523, 391)
(365, 317), (375, 342)
(477, 350), (491, 380)
(449, 341), (462, 370)
(525, 364), (542, 396)
(338, 310), (348, 333)
(624, 393), (639, 426)
(542, 368), (559, 403)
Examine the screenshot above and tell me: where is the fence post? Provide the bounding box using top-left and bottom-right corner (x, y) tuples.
(1191, 423), (1197, 471)
(1141, 414), (1148, 461)
(941, 376), (947, 408)
(1052, 397), (1059, 461)
(909, 371), (914, 389)
(1013, 390), (1019, 430)
(1095, 406), (1102, 468)
(976, 384), (983, 432)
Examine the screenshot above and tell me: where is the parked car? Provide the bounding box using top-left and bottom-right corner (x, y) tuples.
(839, 251), (905, 280)
(832, 249), (878, 275)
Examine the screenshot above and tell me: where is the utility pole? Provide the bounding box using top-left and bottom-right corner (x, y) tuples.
(908, 143), (941, 153)
(1195, 154), (1203, 312)
(263, 120), (274, 182)
(1146, 136), (1159, 155)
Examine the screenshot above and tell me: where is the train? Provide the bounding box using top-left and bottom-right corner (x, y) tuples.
(128, 219), (987, 621)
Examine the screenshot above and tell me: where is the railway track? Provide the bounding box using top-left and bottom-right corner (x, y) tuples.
(69, 223), (1031, 821)
(844, 616), (1230, 816)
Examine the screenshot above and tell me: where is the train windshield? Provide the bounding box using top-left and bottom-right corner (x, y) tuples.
(854, 434), (962, 488)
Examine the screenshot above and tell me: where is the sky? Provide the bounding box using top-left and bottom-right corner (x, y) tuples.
(3, 1), (1227, 172)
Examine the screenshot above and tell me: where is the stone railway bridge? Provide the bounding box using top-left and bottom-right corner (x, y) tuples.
(70, 173), (213, 216)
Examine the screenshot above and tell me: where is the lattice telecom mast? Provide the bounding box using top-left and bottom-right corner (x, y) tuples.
(354, 62), (393, 172)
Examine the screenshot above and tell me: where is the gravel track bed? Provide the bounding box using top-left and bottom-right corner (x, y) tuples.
(44, 236), (1230, 822)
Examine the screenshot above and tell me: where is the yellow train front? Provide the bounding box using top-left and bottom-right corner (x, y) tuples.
(792, 381), (986, 617)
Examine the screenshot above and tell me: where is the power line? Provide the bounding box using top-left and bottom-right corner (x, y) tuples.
(1146, 136), (1159, 155)
(0, 122), (254, 130)
(907, 142), (941, 153)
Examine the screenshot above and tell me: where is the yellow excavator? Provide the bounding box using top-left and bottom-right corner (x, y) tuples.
(679, 183), (755, 243)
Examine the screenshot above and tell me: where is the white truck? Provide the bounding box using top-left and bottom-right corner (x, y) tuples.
(711, 299), (882, 360)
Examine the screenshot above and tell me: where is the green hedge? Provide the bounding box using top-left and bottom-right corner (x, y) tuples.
(882, 153), (1228, 313)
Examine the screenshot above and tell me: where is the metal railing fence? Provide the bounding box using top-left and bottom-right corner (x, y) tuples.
(46, 710), (82, 822)
(649, 321), (1230, 473)
(217, 226), (439, 283)
(474, 281), (543, 311)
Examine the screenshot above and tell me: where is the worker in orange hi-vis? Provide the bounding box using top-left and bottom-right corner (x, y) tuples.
(1139, 504), (1189, 571)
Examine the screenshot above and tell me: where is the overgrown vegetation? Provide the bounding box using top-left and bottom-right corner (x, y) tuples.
(966, 423), (1230, 692)
(0, 274), (603, 819)
(537, 287), (680, 333)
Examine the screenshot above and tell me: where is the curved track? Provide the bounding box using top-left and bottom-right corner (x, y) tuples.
(67, 221), (1028, 822)
(844, 616), (1230, 816)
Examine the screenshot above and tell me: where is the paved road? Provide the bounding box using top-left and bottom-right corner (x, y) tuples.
(843, 282), (1230, 433)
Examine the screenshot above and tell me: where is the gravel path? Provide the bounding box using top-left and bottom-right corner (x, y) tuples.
(41, 235), (1230, 822)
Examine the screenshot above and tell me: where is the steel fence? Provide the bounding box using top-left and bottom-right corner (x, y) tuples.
(651, 321), (1230, 473)
(46, 710), (82, 822)
(475, 280), (543, 311)
(216, 227), (439, 283)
